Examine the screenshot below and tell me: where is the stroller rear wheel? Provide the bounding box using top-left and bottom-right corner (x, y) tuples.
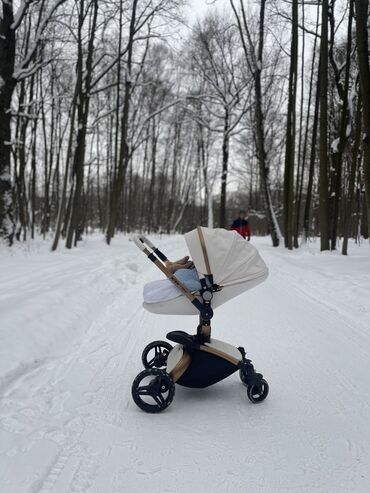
(141, 340), (173, 369)
(131, 368), (175, 413)
(247, 379), (269, 403)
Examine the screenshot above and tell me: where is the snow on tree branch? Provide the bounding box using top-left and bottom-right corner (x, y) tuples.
(13, 0), (68, 81)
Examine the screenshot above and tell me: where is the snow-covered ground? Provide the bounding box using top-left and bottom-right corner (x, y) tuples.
(0, 235), (370, 492)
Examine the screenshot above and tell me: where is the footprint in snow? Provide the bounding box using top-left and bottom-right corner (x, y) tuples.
(126, 262), (138, 272)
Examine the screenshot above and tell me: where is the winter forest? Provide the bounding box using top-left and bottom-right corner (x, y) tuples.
(1, 1), (370, 491)
(0, 0), (369, 253)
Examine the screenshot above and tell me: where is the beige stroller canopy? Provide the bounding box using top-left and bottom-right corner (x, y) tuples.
(185, 227), (268, 288)
(143, 227), (269, 316)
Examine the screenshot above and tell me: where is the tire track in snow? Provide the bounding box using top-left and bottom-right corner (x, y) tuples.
(32, 295), (152, 490)
(0, 248), (146, 491)
(257, 255), (370, 488)
(3, 237), (369, 492)
(270, 258), (370, 420)
(0, 237), (182, 492)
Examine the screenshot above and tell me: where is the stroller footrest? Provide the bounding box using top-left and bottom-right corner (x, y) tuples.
(166, 331), (198, 350)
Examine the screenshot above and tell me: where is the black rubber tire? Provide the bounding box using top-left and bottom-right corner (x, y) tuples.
(141, 341), (173, 369)
(131, 368), (175, 413)
(247, 379), (269, 403)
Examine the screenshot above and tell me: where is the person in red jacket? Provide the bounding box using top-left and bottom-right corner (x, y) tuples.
(230, 210), (251, 240)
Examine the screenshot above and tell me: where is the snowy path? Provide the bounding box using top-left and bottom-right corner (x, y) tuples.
(1, 236), (370, 492)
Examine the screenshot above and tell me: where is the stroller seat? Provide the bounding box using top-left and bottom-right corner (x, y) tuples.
(143, 273), (268, 315)
(143, 228), (268, 315)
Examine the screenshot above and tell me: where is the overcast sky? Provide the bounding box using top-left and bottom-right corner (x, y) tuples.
(185, 0), (229, 23)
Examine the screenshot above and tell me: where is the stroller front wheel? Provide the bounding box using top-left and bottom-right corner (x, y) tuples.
(142, 340), (173, 369)
(131, 368), (175, 413)
(247, 379), (269, 403)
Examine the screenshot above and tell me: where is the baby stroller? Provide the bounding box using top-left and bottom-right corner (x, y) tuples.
(131, 226), (269, 413)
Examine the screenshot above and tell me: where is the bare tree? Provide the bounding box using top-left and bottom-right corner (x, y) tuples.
(187, 12), (251, 228)
(283, 0), (298, 249)
(230, 0), (281, 246)
(65, 0), (99, 248)
(328, 0), (354, 250)
(0, 0), (67, 244)
(354, 0), (370, 240)
(319, 0), (330, 251)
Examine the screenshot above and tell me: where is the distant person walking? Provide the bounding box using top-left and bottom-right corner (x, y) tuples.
(230, 210), (251, 241)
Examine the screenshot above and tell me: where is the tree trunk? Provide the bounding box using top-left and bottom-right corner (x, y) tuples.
(283, 0), (298, 250)
(106, 0), (138, 244)
(319, 0), (330, 251)
(40, 75), (52, 237)
(231, 0), (281, 246)
(0, 0), (16, 244)
(342, 95), (361, 255)
(15, 79), (30, 240)
(66, 0), (98, 248)
(329, 0), (353, 250)
(292, 0), (306, 249)
(219, 107), (229, 228)
(254, 0), (281, 246)
(51, 94), (78, 250)
(354, 0), (370, 240)
(30, 109), (38, 239)
(303, 58), (321, 241)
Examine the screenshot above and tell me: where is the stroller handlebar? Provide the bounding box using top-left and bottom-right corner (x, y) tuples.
(133, 235), (168, 262)
(133, 236), (147, 252)
(133, 235), (157, 251)
(139, 235), (156, 249)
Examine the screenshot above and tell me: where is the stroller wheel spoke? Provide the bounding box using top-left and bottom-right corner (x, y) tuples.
(137, 385), (151, 395)
(153, 394), (165, 408)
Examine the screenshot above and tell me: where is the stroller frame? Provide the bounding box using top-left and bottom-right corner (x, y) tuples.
(131, 232), (269, 413)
